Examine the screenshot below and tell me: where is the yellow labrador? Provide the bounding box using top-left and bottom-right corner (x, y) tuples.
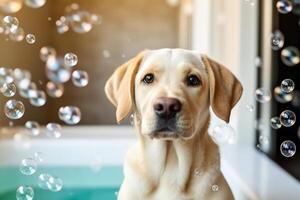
(105, 49), (242, 200)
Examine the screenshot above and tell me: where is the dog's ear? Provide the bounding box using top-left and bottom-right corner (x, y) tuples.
(105, 51), (145, 123)
(202, 55), (243, 123)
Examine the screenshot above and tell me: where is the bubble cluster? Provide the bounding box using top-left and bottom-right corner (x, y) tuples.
(0, 82), (16, 97)
(64, 52), (78, 67)
(72, 70), (89, 87)
(281, 46), (300, 66)
(46, 123), (62, 138)
(270, 30), (284, 50)
(16, 185), (34, 200)
(280, 140), (296, 157)
(46, 56), (71, 83)
(19, 158), (37, 175)
(255, 88), (271, 103)
(210, 124), (237, 145)
(25, 33), (35, 44)
(280, 110), (296, 127)
(25, 121), (40, 136)
(270, 116), (282, 129)
(58, 106), (81, 125)
(276, 0), (293, 14)
(281, 79), (295, 93)
(4, 99), (25, 119)
(56, 3), (101, 34)
(46, 81), (64, 98)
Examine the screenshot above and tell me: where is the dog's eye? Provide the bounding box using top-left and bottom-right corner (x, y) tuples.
(186, 74), (201, 87)
(142, 73), (154, 84)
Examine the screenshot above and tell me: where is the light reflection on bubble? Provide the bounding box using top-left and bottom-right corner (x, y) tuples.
(280, 140), (296, 157)
(281, 46), (300, 66)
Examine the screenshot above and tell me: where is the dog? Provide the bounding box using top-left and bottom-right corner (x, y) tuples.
(105, 49), (243, 200)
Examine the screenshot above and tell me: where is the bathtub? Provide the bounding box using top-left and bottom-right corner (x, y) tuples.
(1, 125), (299, 200)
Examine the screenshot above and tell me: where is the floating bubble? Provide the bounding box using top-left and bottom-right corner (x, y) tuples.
(20, 158), (37, 175)
(72, 70), (89, 87)
(276, 0), (293, 14)
(281, 79), (295, 93)
(270, 30), (284, 51)
(13, 68), (31, 89)
(33, 152), (43, 162)
(46, 123), (61, 138)
(25, 121), (40, 136)
(0, 82), (16, 97)
(210, 124), (236, 144)
(65, 3), (79, 13)
(0, 0), (23, 13)
(16, 185), (34, 200)
(9, 27), (24, 41)
(64, 52), (78, 67)
(0, 67), (14, 85)
(4, 99), (25, 119)
(56, 16), (69, 34)
(270, 116), (282, 129)
(255, 88), (271, 103)
(280, 140), (296, 157)
(102, 50), (110, 58)
(90, 14), (102, 25)
(38, 173), (52, 190)
(280, 110), (296, 127)
(58, 106), (81, 125)
(281, 46), (300, 66)
(40, 46), (56, 62)
(245, 104), (254, 112)
(25, 0), (46, 9)
(258, 135), (269, 145)
(25, 33), (35, 44)
(29, 90), (46, 107)
(47, 176), (63, 192)
(46, 81), (64, 98)
(70, 10), (93, 33)
(46, 56), (71, 83)
(2, 15), (19, 32)
(211, 184), (219, 192)
(19, 82), (37, 99)
(274, 86), (293, 103)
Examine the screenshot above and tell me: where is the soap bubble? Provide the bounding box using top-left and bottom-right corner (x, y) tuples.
(281, 79), (295, 93)
(19, 158), (37, 175)
(245, 104), (254, 112)
(0, 82), (16, 97)
(90, 14), (102, 25)
(25, 0), (46, 8)
(70, 10), (93, 33)
(211, 184), (219, 192)
(46, 56), (71, 83)
(58, 106), (81, 125)
(29, 90), (46, 107)
(25, 121), (40, 136)
(0, 67), (14, 85)
(19, 82), (37, 99)
(274, 86), (293, 103)
(280, 140), (296, 157)
(9, 27), (24, 41)
(40, 46), (56, 62)
(47, 176), (63, 192)
(46, 123), (61, 138)
(4, 99), (25, 119)
(16, 186), (34, 200)
(281, 46), (300, 66)
(38, 173), (52, 189)
(2, 15), (19, 32)
(0, 0), (23, 13)
(276, 0), (293, 14)
(72, 70), (89, 87)
(270, 116), (282, 129)
(46, 81), (64, 98)
(56, 16), (69, 34)
(102, 50), (110, 58)
(13, 68), (31, 89)
(270, 30), (284, 51)
(64, 52), (78, 67)
(255, 88), (271, 103)
(280, 110), (296, 127)
(210, 124), (237, 145)
(258, 135), (269, 145)
(25, 33), (35, 44)
(33, 152), (43, 162)
(194, 168), (202, 176)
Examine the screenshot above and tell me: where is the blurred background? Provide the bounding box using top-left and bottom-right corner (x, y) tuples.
(0, 0), (299, 200)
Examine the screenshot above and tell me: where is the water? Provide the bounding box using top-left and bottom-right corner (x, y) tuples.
(25, 34), (35, 44)
(72, 70), (89, 87)
(25, 0), (46, 9)
(280, 140), (296, 157)
(280, 110), (296, 127)
(4, 99), (25, 119)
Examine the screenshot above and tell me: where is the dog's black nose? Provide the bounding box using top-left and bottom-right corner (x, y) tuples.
(153, 97), (182, 119)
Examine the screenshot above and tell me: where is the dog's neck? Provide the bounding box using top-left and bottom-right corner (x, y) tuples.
(134, 116), (220, 193)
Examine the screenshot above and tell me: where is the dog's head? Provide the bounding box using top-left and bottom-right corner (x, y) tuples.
(105, 49), (243, 140)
